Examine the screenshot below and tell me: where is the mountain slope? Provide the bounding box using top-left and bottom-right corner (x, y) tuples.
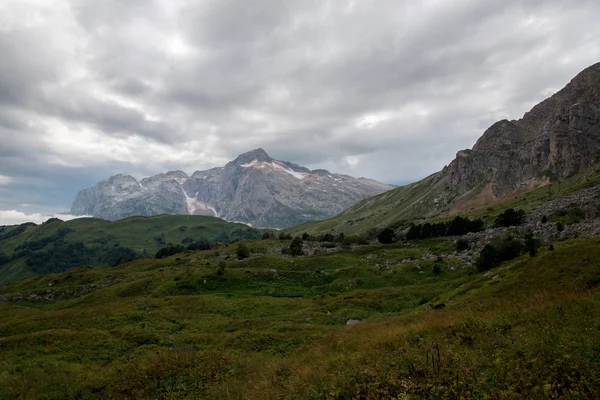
(289, 62), (600, 236)
(71, 149), (393, 228)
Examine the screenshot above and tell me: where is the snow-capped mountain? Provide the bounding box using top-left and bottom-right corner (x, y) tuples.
(70, 149), (394, 228)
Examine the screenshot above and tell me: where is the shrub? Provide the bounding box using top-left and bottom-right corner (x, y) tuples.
(377, 228), (396, 244)
(557, 222), (565, 232)
(476, 244), (498, 272)
(216, 261), (226, 276)
(541, 215), (548, 223)
(155, 245), (185, 259)
(289, 237), (304, 256)
(236, 243), (250, 259)
(318, 233), (335, 242)
(476, 236), (525, 272)
(455, 238), (470, 251)
(278, 232), (292, 240)
(432, 264), (442, 274)
(525, 232), (541, 257)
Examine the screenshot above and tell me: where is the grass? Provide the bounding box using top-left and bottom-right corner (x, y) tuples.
(0, 234), (599, 398)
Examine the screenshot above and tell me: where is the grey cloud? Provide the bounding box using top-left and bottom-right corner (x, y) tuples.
(1, 0), (599, 212)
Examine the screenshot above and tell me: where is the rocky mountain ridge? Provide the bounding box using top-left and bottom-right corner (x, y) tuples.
(70, 149), (393, 228)
(447, 62), (600, 197)
(287, 62), (600, 236)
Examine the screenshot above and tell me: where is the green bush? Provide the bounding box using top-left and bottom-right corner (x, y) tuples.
(476, 236), (525, 272)
(289, 237), (304, 256)
(236, 243), (251, 259)
(216, 261), (226, 276)
(455, 238), (470, 251)
(377, 228), (396, 244)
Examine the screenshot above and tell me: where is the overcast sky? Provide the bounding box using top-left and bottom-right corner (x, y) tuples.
(1, 0), (599, 223)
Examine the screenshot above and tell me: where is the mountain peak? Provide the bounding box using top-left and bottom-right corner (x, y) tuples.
(233, 148), (272, 165)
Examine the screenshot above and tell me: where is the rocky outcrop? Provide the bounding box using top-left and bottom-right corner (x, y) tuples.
(70, 149), (394, 228)
(448, 62), (600, 198)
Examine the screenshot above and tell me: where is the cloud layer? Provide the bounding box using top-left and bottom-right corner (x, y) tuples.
(0, 210), (86, 226)
(1, 0), (599, 216)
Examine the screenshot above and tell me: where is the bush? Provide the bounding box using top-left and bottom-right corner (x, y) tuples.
(155, 245), (185, 259)
(278, 232), (292, 240)
(525, 232), (541, 257)
(456, 238), (470, 252)
(433, 264), (441, 274)
(557, 222), (565, 232)
(216, 261), (226, 276)
(318, 233), (335, 242)
(377, 228), (396, 244)
(476, 244), (498, 272)
(289, 237), (304, 256)
(236, 243), (251, 259)
(476, 236), (525, 272)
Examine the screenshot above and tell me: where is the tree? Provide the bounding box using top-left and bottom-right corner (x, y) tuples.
(262, 232), (273, 240)
(322, 233), (335, 242)
(406, 224), (422, 240)
(377, 228), (396, 244)
(278, 232), (292, 240)
(289, 237), (304, 256)
(494, 208), (526, 227)
(236, 242), (250, 259)
(301, 232), (311, 241)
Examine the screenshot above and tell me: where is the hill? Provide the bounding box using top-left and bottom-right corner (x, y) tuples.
(287, 62), (600, 237)
(0, 228), (598, 398)
(70, 148), (393, 229)
(0, 215), (264, 285)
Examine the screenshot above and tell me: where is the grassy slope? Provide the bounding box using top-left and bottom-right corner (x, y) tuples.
(288, 172), (451, 236)
(0, 235), (598, 398)
(0, 215), (265, 285)
(288, 164), (600, 237)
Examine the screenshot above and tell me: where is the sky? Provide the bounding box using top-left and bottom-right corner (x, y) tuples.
(1, 0), (600, 224)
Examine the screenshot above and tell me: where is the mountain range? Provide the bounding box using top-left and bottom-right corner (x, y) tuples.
(70, 149), (394, 228)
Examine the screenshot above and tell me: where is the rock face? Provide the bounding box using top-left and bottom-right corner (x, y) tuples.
(70, 149), (394, 228)
(447, 62), (600, 197)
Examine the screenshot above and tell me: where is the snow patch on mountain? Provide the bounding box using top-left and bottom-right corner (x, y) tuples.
(241, 159), (307, 179)
(270, 161), (306, 179)
(183, 190), (218, 217)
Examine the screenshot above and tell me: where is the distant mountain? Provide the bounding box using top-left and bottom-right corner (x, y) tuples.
(70, 149), (394, 228)
(288, 62), (600, 236)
